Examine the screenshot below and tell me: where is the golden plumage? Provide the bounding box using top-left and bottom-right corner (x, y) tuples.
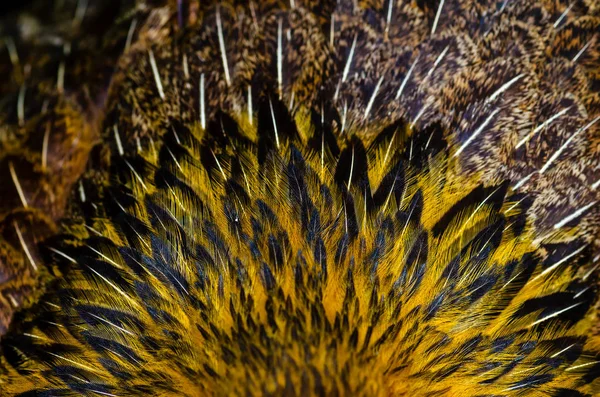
(0, 0), (599, 396)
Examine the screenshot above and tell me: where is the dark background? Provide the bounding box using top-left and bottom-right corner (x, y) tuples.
(0, 1), (36, 18)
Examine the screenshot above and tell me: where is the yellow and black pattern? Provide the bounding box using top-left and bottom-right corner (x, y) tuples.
(0, 0), (599, 396)
(0, 97), (599, 395)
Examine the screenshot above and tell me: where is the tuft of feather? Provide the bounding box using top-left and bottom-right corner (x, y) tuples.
(1, 98), (599, 396)
(0, 0), (599, 396)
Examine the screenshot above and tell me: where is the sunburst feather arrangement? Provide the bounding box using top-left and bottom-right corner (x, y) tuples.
(0, 0), (599, 396)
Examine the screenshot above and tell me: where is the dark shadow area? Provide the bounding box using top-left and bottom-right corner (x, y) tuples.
(0, 1), (35, 18)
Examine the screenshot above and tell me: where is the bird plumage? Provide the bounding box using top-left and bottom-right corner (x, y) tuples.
(0, 97), (598, 395)
(0, 0), (599, 396)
